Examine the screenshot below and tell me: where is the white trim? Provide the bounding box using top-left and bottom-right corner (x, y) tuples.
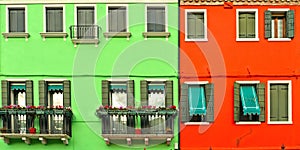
(106, 78), (129, 82)
(267, 38), (291, 42)
(44, 79), (67, 82)
(5, 79), (28, 81)
(145, 4), (168, 32)
(184, 81), (209, 85)
(184, 122), (210, 125)
(185, 9), (208, 42)
(236, 9), (259, 42)
(74, 4), (97, 26)
(144, 78), (168, 82)
(267, 8), (290, 11)
(0, 0), (177, 4)
(106, 4), (129, 32)
(267, 80), (292, 124)
(235, 81), (260, 84)
(6, 5), (28, 33)
(235, 122), (261, 125)
(43, 4), (66, 33)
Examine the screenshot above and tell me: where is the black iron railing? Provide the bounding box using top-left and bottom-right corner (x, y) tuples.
(69, 25), (100, 39)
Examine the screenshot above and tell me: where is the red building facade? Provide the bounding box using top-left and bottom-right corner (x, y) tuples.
(179, 0), (300, 149)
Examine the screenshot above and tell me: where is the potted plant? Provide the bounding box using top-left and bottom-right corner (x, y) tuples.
(29, 127), (36, 134)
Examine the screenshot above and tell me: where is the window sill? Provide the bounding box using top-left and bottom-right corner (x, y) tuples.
(103, 32), (131, 39)
(142, 32), (170, 38)
(236, 38), (259, 41)
(267, 38), (291, 41)
(40, 32), (68, 40)
(235, 122), (261, 125)
(184, 122), (210, 125)
(2, 32), (29, 40)
(71, 39), (99, 47)
(185, 38), (208, 42)
(267, 121), (293, 125)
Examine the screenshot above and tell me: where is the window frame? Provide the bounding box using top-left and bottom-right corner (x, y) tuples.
(185, 9), (208, 42)
(267, 8), (291, 42)
(145, 4), (168, 33)
(6, 5), (27, 33)
(267, 80), (292, 124)
(106, 4), (129, 33)
(43, 5), (66, 33)
(236, 9), (259, 41)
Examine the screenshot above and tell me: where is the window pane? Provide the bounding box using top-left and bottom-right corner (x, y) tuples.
(187, 12), (204, 39)
(9, 8), (25, 32)
(77, 7), (94, 25)
(147, 7), (165, 32)
(277, 19), (283, 38)
(148, 84), (165, 107)
(246, 13), (255, 38)
(46, 8), (63, 32)
(188, 85), (206, 115)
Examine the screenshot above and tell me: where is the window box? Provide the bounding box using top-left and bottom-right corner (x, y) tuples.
(54, 109), (64, 115)
(26, 110), (36, 115)
(0, 110), (7, 115)
(7, 110), (17, 115)
(36, 110), (45, 115)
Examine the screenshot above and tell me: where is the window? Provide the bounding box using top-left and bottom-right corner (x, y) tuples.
(236, 9), (258, 41)
(75, 6), (96, 39)
(8, 7), (25, 32)
(265, 9), (294, 40)
(45, 7), (63, 32)
(234, 81), (265, 123)
(146, 6), (166, 32)
(180, 82), (214, 123)
(107, 6), (127, 32)
(185, 9), (207, 41)
(268, 81), (292, 124)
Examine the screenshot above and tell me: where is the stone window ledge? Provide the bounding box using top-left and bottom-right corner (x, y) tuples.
(103, 32), (131, 39)
(40, 32), (68, 39)
(2, 32), (30, 40)
(142, 32), (170, 38)
(71, 39), (99, 47)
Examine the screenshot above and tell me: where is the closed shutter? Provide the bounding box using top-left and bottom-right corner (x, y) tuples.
(246, 13), (255, 38)
(9, 8), (25, 32)
(127, 80), (135, 107)
(234, 82), (240, 122)
(239, 13), (247, 38)
(270, 84), (279, 121)
(187, 12), (196, 39)
(196, 13), (204, 39)
(165, 80), (173, 107)
(180, 83), (189, 122)
(39, 80), (46, 106)
(140, 80), (148, 106)
(1, 80), (9, 106)
(205, 83), (214, 122)
(264, 10), (272, 38)
(46, 8), (63, 32)
(63, 80), (71, 107)
(25, 80), (33, 106)
(101, 80), (110, 106)
(256, 83), (265, 122)
(286, 10), (294, 38)
(278, 84), (288, 121)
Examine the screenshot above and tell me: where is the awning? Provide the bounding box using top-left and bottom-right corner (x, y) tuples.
(11, 85), (26, 90)
(240, 85), (260, 115)
(48, 85), (63, 91)
(148, 85), (165, 91)
(110, 85), (127, 90)
(189, 86), (206, 115)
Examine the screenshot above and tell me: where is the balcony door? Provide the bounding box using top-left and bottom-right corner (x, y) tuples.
(77, 7), (95, 39)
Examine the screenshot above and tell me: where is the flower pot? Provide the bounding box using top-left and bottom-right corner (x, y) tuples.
(29, 127), (36, 134)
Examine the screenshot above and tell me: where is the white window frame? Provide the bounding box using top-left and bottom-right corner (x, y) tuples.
(267, 80), (292, 124)
(43, 5), (66, 33)
(145, 4), (168, 32)
(74, 4), (97, 26)
(185, 9), (207, 42)
(6, 5), (28, 33)
(106, 4), (129, 33)
(235, 81), (261, 125)
(267, 8), (291, 42)
(236, 9), (259, 41)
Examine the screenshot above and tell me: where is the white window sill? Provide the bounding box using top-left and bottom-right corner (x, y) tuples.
(235, 122), (261, 125)
(184, 122), (210, 125)
(185, 38), (208, 42)
(268, 121), (293, 125)
(268, 38), (291, 42)
(236, 38), (259, 41)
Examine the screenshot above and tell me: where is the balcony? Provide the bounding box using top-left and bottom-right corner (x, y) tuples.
(96, 106), (177, 146)
(69, 25), (100, 46)
(0, 106), (72, 145)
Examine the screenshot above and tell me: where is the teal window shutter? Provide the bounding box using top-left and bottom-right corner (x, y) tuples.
(127, 80), (135, 107)
(240, 85), (260, 115)
(234, 82), (240, 122)
(180, 83), (189, 122)
(101, 80), (110, 106)
(39, 80), (46, 106)
(286, 10), (294, 38)
(205, 83), (214, 122)
(25, 80), (33, 106)
(264, 10), (272, 38)
(257, 83), (265, 122)
(140, 80), (148, 106)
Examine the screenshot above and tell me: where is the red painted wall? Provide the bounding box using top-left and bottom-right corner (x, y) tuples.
(180, 5), (300, 150)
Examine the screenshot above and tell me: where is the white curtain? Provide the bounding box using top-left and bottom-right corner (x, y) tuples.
(17, 92), (26, 107)
(111, 91), (127, 133)
(53, 92), (63, 106)
(148, 91), (165, 108)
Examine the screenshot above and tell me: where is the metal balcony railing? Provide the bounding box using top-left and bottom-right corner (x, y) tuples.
(69, 25), (100, 39)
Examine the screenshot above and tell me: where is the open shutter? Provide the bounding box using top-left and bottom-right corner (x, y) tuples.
(127, 80), (135, 107)
(264, 10), (272, 38)
(140, 80), (148, 106)
(286, 10), (294, 38)
(165, 80), (173, 107)
(101, 80), (110, 106)
(180, 83), (189, 122)
(257, 83), (265, 122)
(63, 80), (71, 107)
(239, 13), (247, 38)
(246, 13), (255, 38)
(39, 80), (47, 106)
(25, 80), (33, 106)
(1, 80), (9, 106)
(234, 82), (240, 122)
(205, 83), (214, 122)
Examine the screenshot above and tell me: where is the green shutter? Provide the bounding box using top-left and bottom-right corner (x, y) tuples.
(264, 10), (272, 38)
(256, 83), (265, 122)
(25, 80), (33, 106)
(270, 85), (279, 121)
(63, 80), (71, 107)
(239, 13), (247, 38)
(101, 80), (109, 106)
(127, 80), (135, 107)
(140, 80), (148, 106)
(286, 10), (294, 38)
(39, 80), (46, 106)
(246, 13), (255, 38)
(234, 82), (240, 122)
(1, 80), (9, 106)
(205, 83), (214, 122)
(180, 83), (189, 122)
(165, 80), (173, 107)
(278, 84), (288, 121)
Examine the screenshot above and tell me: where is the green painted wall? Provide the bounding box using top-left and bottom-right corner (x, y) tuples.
(0, 3), (178, 150)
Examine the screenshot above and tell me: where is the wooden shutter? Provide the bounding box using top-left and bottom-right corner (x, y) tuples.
(239, 13), (247, 38)
(39, 80), (46, 106)
(270, 84), (279, 121)
(286, 10), (294, 38)
(187, 12), (196, 39)
(246, 13), (255, 38)
(1, 80), (9, 106)
(127, 80), (135, 107)
(63, 80), (71, 107)
(180, 83), (189, 122)
(165, 80), (173, 107)
(101, 80), (110, 106)
(278, 84), (288, 121)
(234, 82), (240, 122)
(140, 80), (148, 106)
(257, 83), (265, 122)
(196, 13), (204, 38)
(264, 10), (272, 38)
(205, 83), (214, 122)
(25, 80), (33, 106)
